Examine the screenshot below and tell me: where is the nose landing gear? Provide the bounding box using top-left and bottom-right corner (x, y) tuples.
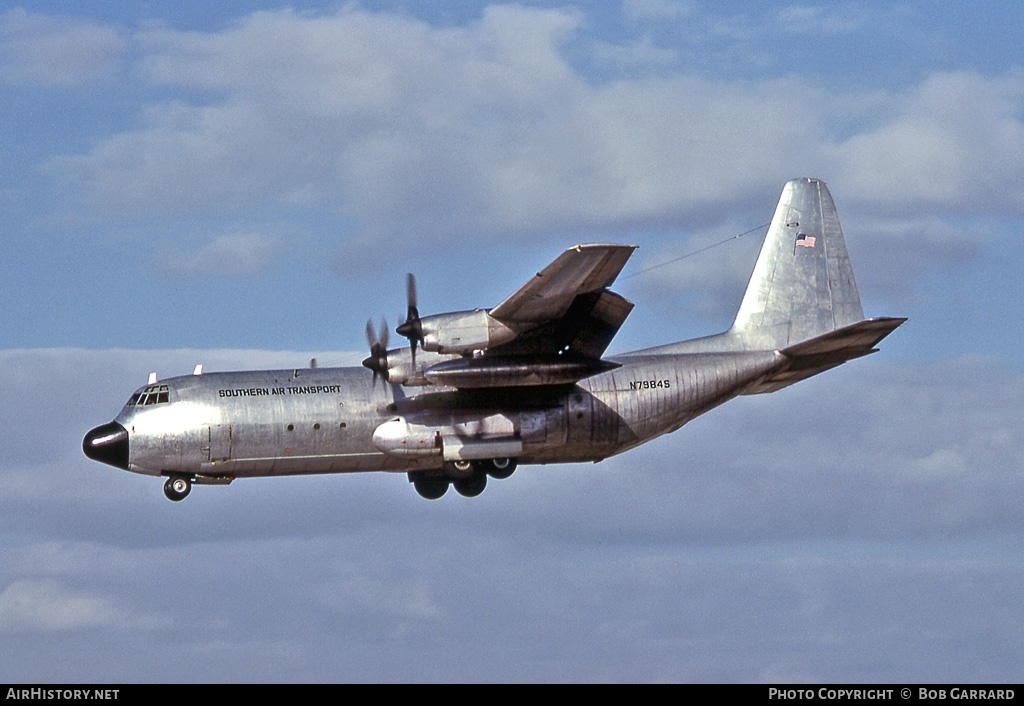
(163, 475), (192, 502)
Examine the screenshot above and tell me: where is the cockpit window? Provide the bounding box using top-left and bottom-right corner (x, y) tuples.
(127, 385), (170, 406)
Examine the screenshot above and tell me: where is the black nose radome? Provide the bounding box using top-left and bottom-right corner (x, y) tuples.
(83, 421), (129, 470)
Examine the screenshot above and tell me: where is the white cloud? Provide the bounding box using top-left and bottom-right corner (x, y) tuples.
(39, 6), (1024, 274)
(0, 579), (119, 632)
(0, 8), (125, 86)
(621, 0), (695, 23)
(156, 232), (278, 276)
(835, 72), (1024, 213)
(587, 35), (679, 72)
(50, 7), (798, 233)
(775, 4), (870, 34)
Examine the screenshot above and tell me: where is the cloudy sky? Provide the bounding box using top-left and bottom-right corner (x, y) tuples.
(3, 0), (1024, 683)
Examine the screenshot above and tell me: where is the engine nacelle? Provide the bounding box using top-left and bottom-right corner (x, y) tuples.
(380, 361), (429, 387)
(418, 310), (516, 355)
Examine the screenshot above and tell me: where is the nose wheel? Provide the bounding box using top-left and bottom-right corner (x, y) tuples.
(163, 475), (192, 502)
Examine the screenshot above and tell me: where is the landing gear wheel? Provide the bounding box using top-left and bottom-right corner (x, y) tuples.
(486, 457), (517, 480)
(413, 477), (449, 500)
(163, 476), (191, 502)
(453, 470), (487, 498)
(449, 459), (474, 476)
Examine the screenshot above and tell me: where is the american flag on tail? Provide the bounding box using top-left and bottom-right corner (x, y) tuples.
(795, 233), (816, 249)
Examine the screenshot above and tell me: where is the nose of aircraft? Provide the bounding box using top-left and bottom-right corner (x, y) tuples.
(83, 421), (130, 470)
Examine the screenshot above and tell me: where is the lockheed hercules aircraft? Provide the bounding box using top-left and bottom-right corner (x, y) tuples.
(84, 179), (904, 501)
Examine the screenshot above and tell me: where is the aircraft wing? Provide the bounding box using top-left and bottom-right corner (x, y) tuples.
(396, 243), (638, 387)
(485, 244), (637, 359)
(489, 244), (637, 324)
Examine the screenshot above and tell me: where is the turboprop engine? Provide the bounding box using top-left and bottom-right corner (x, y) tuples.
(395, 274), (518, 357)
(411, 309), (517, 356)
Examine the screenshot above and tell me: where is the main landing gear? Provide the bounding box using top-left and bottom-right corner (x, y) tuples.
(409, 458), (518, 500)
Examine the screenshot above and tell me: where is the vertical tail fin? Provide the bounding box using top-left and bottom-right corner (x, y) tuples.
(632, 177), (904, 361)
(729, 178), (864, 349)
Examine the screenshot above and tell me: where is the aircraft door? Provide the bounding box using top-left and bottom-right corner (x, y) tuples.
(206, 424), (232, 463)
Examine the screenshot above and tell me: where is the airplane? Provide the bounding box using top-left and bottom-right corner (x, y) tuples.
(84, 178), (905, 501)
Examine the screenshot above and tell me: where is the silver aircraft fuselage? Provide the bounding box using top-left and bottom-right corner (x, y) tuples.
(96, 346), (782, 479)
(99, 349), (783, 482)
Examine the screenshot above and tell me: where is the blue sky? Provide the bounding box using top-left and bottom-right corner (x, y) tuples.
(3, 1), (1024, 683)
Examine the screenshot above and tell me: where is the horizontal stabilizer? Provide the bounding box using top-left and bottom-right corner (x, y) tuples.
(746, 317), (906, 394)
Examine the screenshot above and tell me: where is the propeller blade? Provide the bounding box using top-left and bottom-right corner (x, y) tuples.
(406, 272), (417, 314)
(362, 318), (390, 384)
(396, 272), (423, 365)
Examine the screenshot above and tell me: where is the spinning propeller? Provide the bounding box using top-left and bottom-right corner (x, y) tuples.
(362, 318), (390, 384)
(396, 272), (424, 364)
(363, 273), (426, 384)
